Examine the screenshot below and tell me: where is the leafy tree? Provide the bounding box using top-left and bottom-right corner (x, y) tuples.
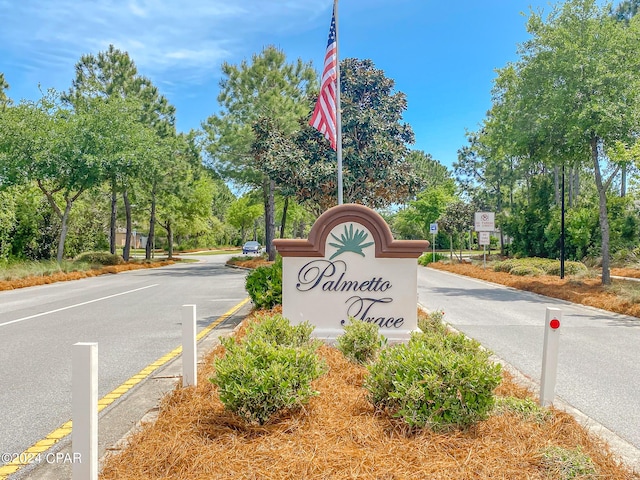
(439, 201), (475, 261)
(0, 91), (103, 261)
(64, 45), (176, 258)
(0, 72), (10, 108)
(227, 196), (263, 243)
(394, 181), (456, 240)
(10, 186), (60, 260)
(153, 133), (211, 259)
(406, 150), (451, 193)
(501, 175), (557, 258)
(203, 46), (316, 260)
(489, 0), (640, 283)
(611, 0), (640, 22)
(0, 189), (16, 260)
(253, 58), (420, 215)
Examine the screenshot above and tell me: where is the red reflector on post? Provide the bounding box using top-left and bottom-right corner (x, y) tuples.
(549, 319), (560, 329)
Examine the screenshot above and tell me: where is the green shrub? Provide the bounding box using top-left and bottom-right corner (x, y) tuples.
(245, 257), (282, 308)
(210, 315), (326, 425)
(509, 265), (544, 276)
(493, 259), (518, 273)
(493, 257), (588, 277)
(364, 332), (501, 431)
(418, 252), (446, 265)
(211, 338), (326, 425)
(244, 313), (314, 347)
(540, 446), (597, 479)
(544, 261), (588, 276)
(494, 396), (552, 423)
(74, 251), (124, 266)
(336, 318), (387, 364)
(417, 310), (448, 336)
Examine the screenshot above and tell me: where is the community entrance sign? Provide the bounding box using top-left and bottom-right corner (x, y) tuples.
(273, 204), (429, 343)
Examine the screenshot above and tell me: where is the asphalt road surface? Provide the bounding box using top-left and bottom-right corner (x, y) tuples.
(0, 254), (248, 462)
(417, 266), (640, 451)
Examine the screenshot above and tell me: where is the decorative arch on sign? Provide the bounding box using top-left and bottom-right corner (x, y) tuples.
(273, 203), (429, 259)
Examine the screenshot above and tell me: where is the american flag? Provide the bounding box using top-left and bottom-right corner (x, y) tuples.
(309, 10), (337, 150)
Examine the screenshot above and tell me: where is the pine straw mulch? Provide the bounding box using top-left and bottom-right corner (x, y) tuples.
(0, 260), (175, 292)
(227, 257), (273, 270)
(428, 262), (640, 319)
(99, 310), (638, 480)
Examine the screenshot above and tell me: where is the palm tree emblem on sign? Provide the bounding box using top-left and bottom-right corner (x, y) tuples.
(329, 224), (374, 260)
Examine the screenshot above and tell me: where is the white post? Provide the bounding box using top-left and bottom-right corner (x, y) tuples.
(540, 307), (562, 406)
(182, 304), (197, 387)
(72, 342), (98, 480)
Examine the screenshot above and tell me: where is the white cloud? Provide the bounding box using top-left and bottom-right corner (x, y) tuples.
(0, 0), (328, 88)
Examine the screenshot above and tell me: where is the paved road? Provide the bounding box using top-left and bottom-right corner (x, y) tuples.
(0, 255), (248, 462)
(417, 266), (640, 451)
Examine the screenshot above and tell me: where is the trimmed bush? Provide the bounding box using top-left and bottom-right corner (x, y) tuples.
(364, 331), (501, 431)
(244, 313), (314, 347)
(417, 310), (448, 336)
(493, 257), (588, 277)
(336, 318), (387, 365)
(418, 252), (446, 265)
(494, 396), (552, 423)
(540, 446), (597, 479)
(74, 251), (124, 266)
(509, 265), (544, 276)
(210, 315), (326, 425)
(245, 257), (282, 308)
(493, 259), (519, 273)
(544, 261), (588, 276)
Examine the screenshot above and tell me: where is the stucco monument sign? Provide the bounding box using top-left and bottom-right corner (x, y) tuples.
(273, 204), (429, 343)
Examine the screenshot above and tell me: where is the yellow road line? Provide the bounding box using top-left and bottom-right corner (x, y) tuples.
(0, 298), (250, 479)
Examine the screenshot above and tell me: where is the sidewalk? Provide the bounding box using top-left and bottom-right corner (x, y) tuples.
(13, 302), (252, 480)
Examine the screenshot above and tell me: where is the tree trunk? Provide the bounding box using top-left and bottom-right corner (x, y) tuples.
(621, 164), (627, 197)
(280, 196), (289, 239)
(123, 189), (132, 262)
(36, 180), (73, 263)
(56, 200), (73, 263)
(591, 137), (611, 285)
(110, 180), (117, 255)
(146, 190), (157, 260)
(167, 220), (173, 260)
(263, 176), (276, 261)
(449, 234), (453, 261)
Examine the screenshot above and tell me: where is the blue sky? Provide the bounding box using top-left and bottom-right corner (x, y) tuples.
(0, 1), (561, 170)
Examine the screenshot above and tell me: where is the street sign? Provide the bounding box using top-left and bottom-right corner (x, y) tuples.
(478, 231), (490, 246)
(429, 223), (438, 234)
(474, 212), (495, 231)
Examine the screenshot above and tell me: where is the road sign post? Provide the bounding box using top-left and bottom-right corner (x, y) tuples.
(540, 307), (562, 406)
(478, 232), (490, 268)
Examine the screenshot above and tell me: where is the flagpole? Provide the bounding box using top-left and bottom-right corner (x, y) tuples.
(334, 0), (343, 205)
